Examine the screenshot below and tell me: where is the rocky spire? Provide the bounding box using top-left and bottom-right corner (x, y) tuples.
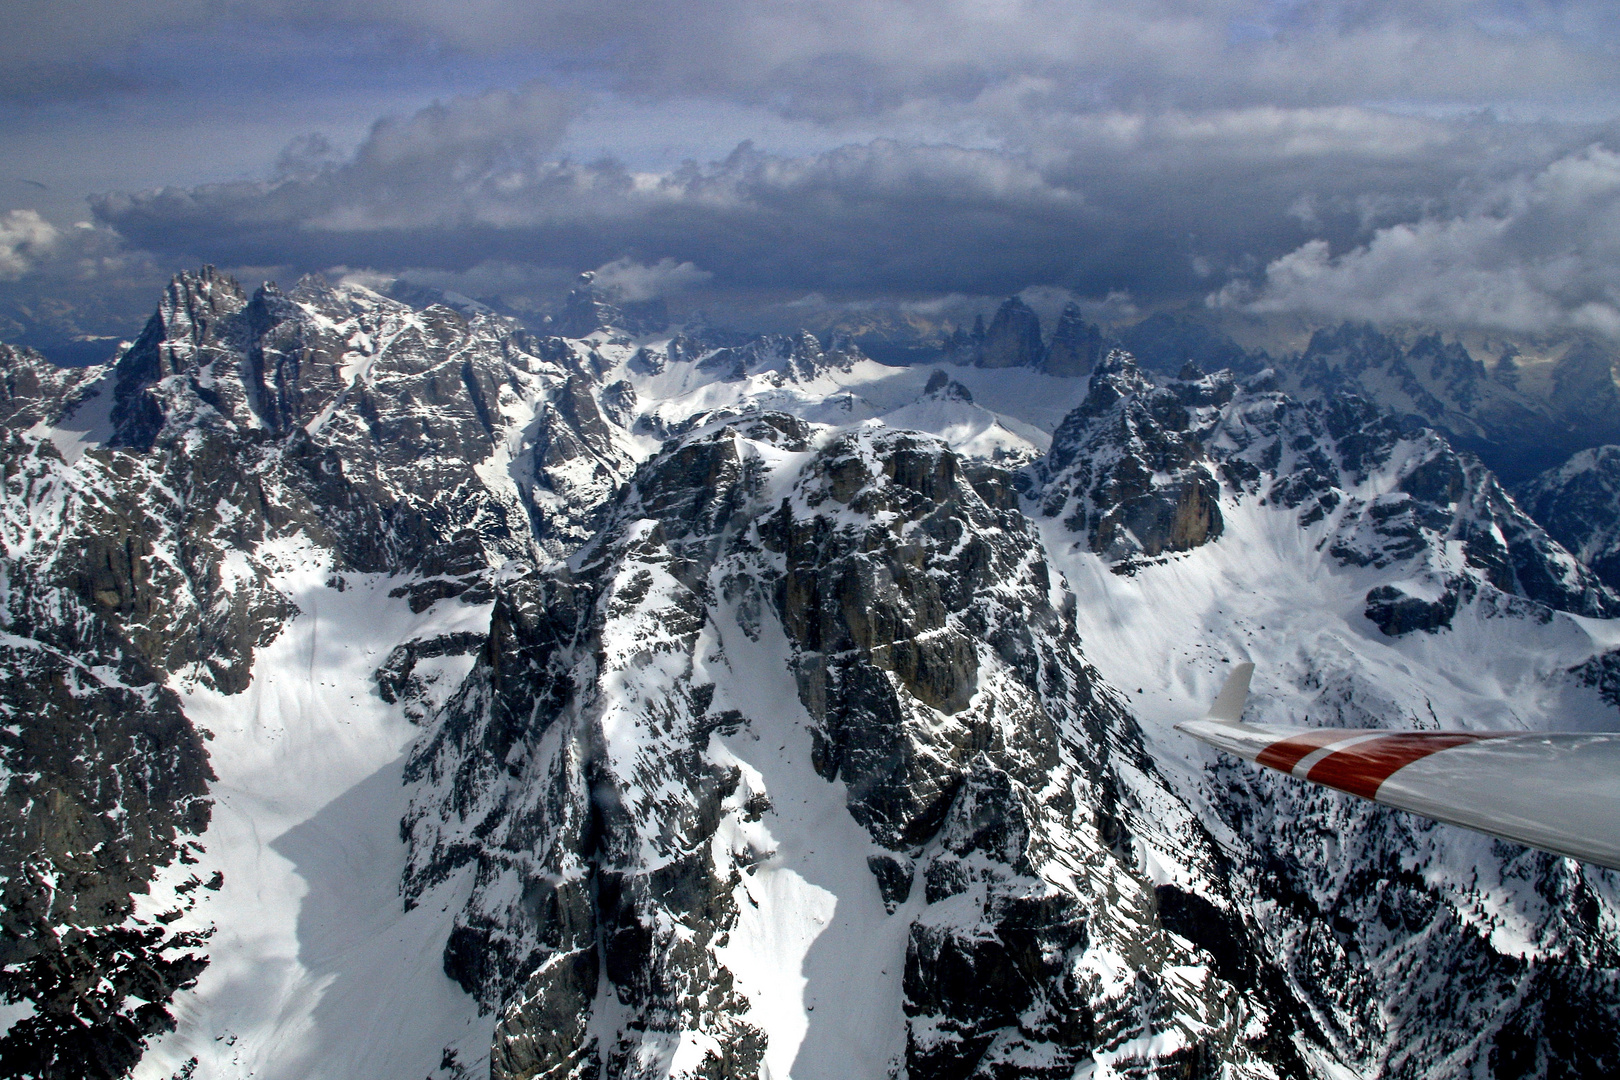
(1040, 301), (1102, 377)
(977, 295), (1042, 368)
(551, 271), (671, 338)
(550, 271), (626, 338)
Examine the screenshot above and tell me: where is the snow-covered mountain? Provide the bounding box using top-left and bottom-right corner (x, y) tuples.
(944, 304), (1620, 489)
(2, 269), (1619, 1080)
(1520, 445), (1620, 595)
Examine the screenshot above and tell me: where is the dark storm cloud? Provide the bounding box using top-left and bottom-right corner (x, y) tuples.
(94, 86), (1613, 307)
(13, 0), (1620, 114)
(13, 0), (1620, 335)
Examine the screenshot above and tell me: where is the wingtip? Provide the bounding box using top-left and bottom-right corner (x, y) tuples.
(1205, 661), (1254, 722)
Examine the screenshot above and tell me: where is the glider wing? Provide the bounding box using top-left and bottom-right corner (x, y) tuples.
(1178, 663), (1620, 871)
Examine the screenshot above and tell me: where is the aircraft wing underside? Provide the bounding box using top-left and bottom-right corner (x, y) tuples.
(1177, 664), (1620, 871)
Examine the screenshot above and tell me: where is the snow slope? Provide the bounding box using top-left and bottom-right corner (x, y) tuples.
(703, 602), (913, 1080)
(131, 551), (497, 1080)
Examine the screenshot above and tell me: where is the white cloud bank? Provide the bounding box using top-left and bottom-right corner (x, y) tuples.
(0, 211), (61, 281)
(591, 257), (712, 302)
(1214, 146), (1620, 337)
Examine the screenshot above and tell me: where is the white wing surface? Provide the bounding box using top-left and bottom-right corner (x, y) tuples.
(1177, 663), (1620, 871)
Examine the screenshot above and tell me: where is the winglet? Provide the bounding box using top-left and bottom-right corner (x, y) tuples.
(1205, 662), (1254, 722)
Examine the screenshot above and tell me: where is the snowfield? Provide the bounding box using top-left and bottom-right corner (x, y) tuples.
(132, 555), (497, 1080)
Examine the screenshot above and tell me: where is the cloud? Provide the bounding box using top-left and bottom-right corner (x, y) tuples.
(0, 214), (167, 350)
(590, 257), (711, 302)
(95, 84), (1615, 307)
(94, 125), (1097, 292)
(11, 1), (1620, 340)
(0, 212), (147, 285)
(10, 0), (1620, 120)
(238, 0), (1620, 120)
(1213, 145), (1620, 337)
(0, 211), (61, 281)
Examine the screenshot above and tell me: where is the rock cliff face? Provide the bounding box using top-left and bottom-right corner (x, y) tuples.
(0, 593), (214, 1080)
(103, 267), (639, 573)
(976, 298), (1043, 370)
(942, 298), (1102, 376)
(1032, 351), (1620, 1080)
(0, 344), (90, 429)
(0, 268), (650, 1077)
(1070, 316), (1620, 490)
(1283, 323), (1616, 485)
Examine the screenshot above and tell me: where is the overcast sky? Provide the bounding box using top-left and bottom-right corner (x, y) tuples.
(5, 0), (1620, 339)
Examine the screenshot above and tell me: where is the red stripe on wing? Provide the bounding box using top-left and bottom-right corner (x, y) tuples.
(1305, 733), (1496, 799)
(1254, 730), (1360, 773)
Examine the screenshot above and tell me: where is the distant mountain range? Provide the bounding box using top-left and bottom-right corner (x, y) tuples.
(2, 268), (1619, 1080)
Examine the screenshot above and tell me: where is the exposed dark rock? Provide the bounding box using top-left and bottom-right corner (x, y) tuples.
(0, 606), (214, 1077)
(406, 414), (1261, 1079)
(0, 266), (662, 1078)
(1285, 322), (1609, 484)
(923, 369), (972, 402)
(1520, 445), (1620, 592)
(1040, 303), (1103, 378)
(374, 630), (489, 721)
(1364, 581), (1468, 636)
(868, 853), (915, 913)
(943, 315), (986, 366)
(0, 343), (89, 429)
(1039, 351), (1228, 564)
(978, 297), (1042, 369)
(8, 264), (1620, 1080)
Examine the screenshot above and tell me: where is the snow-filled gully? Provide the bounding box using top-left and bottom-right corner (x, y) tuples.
(701, 601), (915, 1080)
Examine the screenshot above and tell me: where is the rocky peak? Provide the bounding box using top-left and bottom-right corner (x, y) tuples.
(0, 342), (90, 429)
(550, 270), (624, 338)
(81, 265), (649, 581)
(551, 270), (670, 339)
(922, 368), (972, 402)
(1549, 339), (1620, 439)
(1040, 302), (1102, 377)
(785, 328), (830, 380)
(627, 332), (707, 376)
(110, 267), (249, 448)
(819, 329), (866, 370)
(1040, 355), (1615, 625)
(156, 264), (248, 336)
(1520, 444), (1620, 591)
(1407, 333), (1487, 407)
(706, 328), (866, 385)
(978, 295), (1043, 369)
(1039, 353), (1229, 563)
(1051, 349), (1158, 437)
(941, 313), (985, 366)
(1284, 321), (1598, 484)
(405, 413), (1266, 1080)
